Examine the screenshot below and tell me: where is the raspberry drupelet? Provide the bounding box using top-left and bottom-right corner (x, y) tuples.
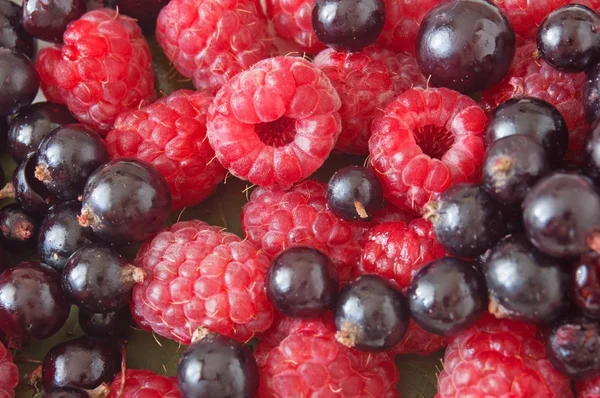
(35, 8), (155, 133)
(313, 46), (426, 154)
(369, 87), (487, 215)
(156, 0), (272, 95)
(0, 341), (18, 398)
(107, 370), (181, 398)
(105, 90), (226, 210)
(130, 220), (274, 345)
(207, 56), (342, 188)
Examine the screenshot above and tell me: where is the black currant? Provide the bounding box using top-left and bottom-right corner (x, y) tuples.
(407, 257), (487, 336)
(10, 152), (52, 214)
(0, 0), (34, 57)
(115, 0), (168, 33)
(334, 274), (409, 351)
(78, 307), (132, 340)
(0, 49), (39, 116)
(43, 388), (91, 398)
(22, 0), (86, 43)
(484, 234), (570, 323)
(585, 62), (600, 123)
(78, 159), (172, 245)
(326, 166), (384, 221)
(573, 252), (600, 319)
(0, 203), (39, 253)
(584, 120), (600, 184)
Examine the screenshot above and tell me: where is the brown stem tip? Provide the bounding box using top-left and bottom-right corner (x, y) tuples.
(423, 200), (440, 224)
(191, 327), (211, 344)
(121, 264), (147, 285)
(34, 164), (51, 182)
(354, 201), (369, 219)
(0, 182), (15, 200)
(78, 208), (98, 228)
(588, 231), (600, 254)
(335, 322), (362, 349)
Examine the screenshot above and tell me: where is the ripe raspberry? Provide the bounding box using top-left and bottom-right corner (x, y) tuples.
(360, 218), (447, 355)
(313, 46), (426, 154)
(207, 56), (341, 188)
(578, 375), (600, 397)
(481, 41), (588, 162)
(264, 0), (324, 53)
(156, 0), (271, 95)
(437, 313), (574, 398)
(105, 90), (226, 210)
(0, 342), (18, 398)
(256, 316), (400, 397)
(242, 180), (365, 282)
(130, 220), (274, 345)
(35, 9), (155, 133)
(369, 87), (487, 215)
(377, 0), (442, 54)
(107, 370), (181, 398)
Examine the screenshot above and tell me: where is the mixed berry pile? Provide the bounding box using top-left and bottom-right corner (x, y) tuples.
(2, 0), (600, 397)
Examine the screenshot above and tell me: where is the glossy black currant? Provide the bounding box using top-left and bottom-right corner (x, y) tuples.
(43, 388), (91, 398)
(0, 203), (38, 252)
(523, 172), (600, 258)
(22, 0), (86, 42)
(573, 252), (600, 319)
(0, 49), (39, 116)
(334, 274), (409, 351)
(62, 245), (146, 313)
(416, 0), (515, 94)
(78, 307), (132, 340)
(78, 159), (172, 245)
(537, 4), (600, 73)
(312, 0), (385, 52)
(484, 235), (569, 323)
(178, 334), (259, 398)
(11, 153), (52, 214)
(42, 336), (121, 391)
(584, 120), (600, 183)
(0, 0), (34, 57)
(426, 184), (507, 258)
(326, 166), (384, 221)
(407, 257), (487, 336)
(35, 124), (109, 201)
(267, 247), (338, 318)
(585, 63), (600, 122)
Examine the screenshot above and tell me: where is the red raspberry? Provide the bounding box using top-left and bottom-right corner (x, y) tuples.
(105, 90), (226, 210)
(35, 9), (155, 133)
(437, 313), (574, 398)
(108, 370), (181, 398)
(369, 87), (487, 215)
(0, 342), (18, 398)
(264, 0), (325, 53)
(360, 218), (447, 355)
(130, 220), (274, 345)
(313, 46), (426, 154)
(241, 180), (365, 282)
(156, 0), (271, 95)
(377, 0), (442, 54)
(481, 41), (588, 161)
(578, 375), (600, 397)
(207, 56), (342, 188)
(256, 316), (400, 397)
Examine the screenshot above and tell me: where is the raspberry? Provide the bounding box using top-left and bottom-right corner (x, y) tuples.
(313, 46), (426, 154)
(107, 370), (181, 398)
(437, 313), (574, 398)
(105, 90), (226, 210)
(481, 41), (588, 162)
(359, 218), (447, 355)
(130, 220), (274, 345)
(377, 0), (442, 54)
(264, 0), (325, 53)
(256, 316), (400, 397)
(578, 375), (600, 397)
(0, 342), (18, 398)
(156, 0), (271, 95)
(241, 180), (366, 282)
(35, 9), (155, 133)
(207, 56), (342, 188)
(369, 87), (487, 215)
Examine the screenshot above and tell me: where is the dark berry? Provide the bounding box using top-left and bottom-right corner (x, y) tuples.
(41, 336), (121, 391)
(85, 0), (115, 10)
(8, 102), (76, 163)
(484, 235), (570, 323)
(62, 245), (146, 313)
(34, 124), (109, 201)
(573, 252), (600, 319)
(334, 274), (409, 351)
(0, 203), (38, 253)
(584, 120), (600, 183)
(266, 246), (338, 318)
(486, 97), (569, 165)
(0, 246), (9, 275)
(0, 0), (34, 57)
(482, 135), (550, 206)
(78, 159), (172, 245)
(311, 0), (385, 52)
(425, 184), (507, 258)
(407, 257), (487, 336)
(115, 0), (168, 33)
(0, 49), (39, 116)
(178, 334), (259, 398)
(416, 0), (515, 94)
(0, 262), (70, 345)
(9, 152), (52, 214)
(537, 4), (600, 73)
(78, 307), (132, 340)
(0, 116), (7, 153)
(545, 315), (600, 379)
(38, 201), (94, 271)
(523, 172), (600, 258)
(326, 166), (384, 221)
(585, 62), (600, 123)
(22, 0), (86, 42)
(43, 388), (91, 398)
